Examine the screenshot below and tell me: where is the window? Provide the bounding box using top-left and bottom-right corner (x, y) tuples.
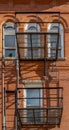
(24, 83), (42, 124)
(3, 22), (16, 58)
(48, 23), (64, 58)
(25, 23), (40, 58)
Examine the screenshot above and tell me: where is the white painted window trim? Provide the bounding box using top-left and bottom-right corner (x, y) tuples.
(25, 23), (40, 32)
(24, 83), (42, 108)
(48, 23), (64, 58)
(24, 23), (41, 58)
(24, 82), (43, 123)
(3, 22), (16, 58)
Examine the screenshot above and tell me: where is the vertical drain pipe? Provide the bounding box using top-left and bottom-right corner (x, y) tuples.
(15, 58), (19, 130)
(2, 60), (6, 130)
(2, 24), (6, 130)
(15, 14), (20, 130)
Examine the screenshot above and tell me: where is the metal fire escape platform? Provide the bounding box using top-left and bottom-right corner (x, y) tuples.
(16, 87), (63, 126)
(15, 12), (63, 128)
(15, 12), (60, 61)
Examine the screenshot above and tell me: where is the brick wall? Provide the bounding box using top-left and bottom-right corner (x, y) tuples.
(0, 0), (69, 130)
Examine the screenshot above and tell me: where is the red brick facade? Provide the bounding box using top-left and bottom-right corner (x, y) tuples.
(0, 0), (69, 130)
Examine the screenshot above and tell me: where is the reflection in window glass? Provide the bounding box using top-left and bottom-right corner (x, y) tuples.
(25, 88), (42, 123)
(5, 50), (16, 57)
(3, 22), (16, 58)
(48, 23), (64, 58)
(5, 35), (16, 47)
(25, 24), (40, 58)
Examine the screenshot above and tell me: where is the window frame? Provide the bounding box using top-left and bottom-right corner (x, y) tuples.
(24, 83), (43, 123)
(48, 23), (64, 59)
(24, 23), (41, 59)
(3, 22), (17, 58)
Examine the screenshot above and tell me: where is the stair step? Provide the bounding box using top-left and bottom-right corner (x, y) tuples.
(50, 64), (56, 66)
(48, 70), (59, 72)
(52, 75), (57, 78)
(50, 82), (59, 84)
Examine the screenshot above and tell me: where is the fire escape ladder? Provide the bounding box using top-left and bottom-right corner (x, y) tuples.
(43, 14), (63, 124)
(15, 28), (23, 130)
(48, 62), (59, 87)
(44, 61), (63, 125)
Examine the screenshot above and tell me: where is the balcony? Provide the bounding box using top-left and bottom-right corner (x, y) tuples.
(15, 12), (60, 61)
(16, 32), (59, 61)
(16, 87), (63, 126)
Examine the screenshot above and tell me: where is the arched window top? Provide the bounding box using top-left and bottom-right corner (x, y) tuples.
(4, 22), (15, 30)
(3, 22), (16, 58)
(48, 23), (64, 32)
(28, 26), (38, 31)
(25, 23), (40, 32)
(3, 22), (15, 35)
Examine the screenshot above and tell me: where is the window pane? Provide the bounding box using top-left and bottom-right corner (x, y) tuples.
(26, 49), (31, 58)
(26, 35), (40, 47)
(26, 88), (42, 123)
(48, 23), (64, 58)
(50, 26), (58, 32)
(26, 35), (31, 47)
(32, 34), (40, 47)
(50, 50), (56, 58)
(50, 35), (58, 48)
(59, 36), (61, 47)
(28, 26), (38, 31)
(4, 22), (15, 29)
(5, 50), (16, 57)
(25, 24), (41, 58)
(27, 109), (41, 123)
(33, 49), (40, 58)
(58, 50), (61, 57)
(26, 35), (40, 58)
(27, 89), (40, 107)
(5, 35), (16, 47)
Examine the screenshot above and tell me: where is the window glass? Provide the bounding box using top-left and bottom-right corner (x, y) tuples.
(3, 22), (16, 58)
(5, 50), (16, 57)
(25, 23), (40, 58)
(48, 23), (64, 58)
(5, 35), (16, 47)
(25, 87), (42, 123)
(27, 89), (41, 107)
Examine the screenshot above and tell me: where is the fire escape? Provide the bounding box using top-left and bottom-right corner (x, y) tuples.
(2, 12), (63, 130)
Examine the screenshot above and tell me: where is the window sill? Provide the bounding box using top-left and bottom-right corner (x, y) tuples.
(57, 57), (66, 61)
(3, 57), (66, 61)
(4, 57), (17, 60)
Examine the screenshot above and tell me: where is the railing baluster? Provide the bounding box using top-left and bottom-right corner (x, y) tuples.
(30, 34), (33, 59)
(33, 108), (35, 124)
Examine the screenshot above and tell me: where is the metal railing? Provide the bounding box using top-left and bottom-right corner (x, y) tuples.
(16, 32), (59, 60)
(16, 87), (63, 126)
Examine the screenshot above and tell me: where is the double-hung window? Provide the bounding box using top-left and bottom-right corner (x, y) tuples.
(25, 23), (40, 58)
(3, 22), (16, 58)
(48, 23), (64, 58)
(24, 83), (42, 124)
